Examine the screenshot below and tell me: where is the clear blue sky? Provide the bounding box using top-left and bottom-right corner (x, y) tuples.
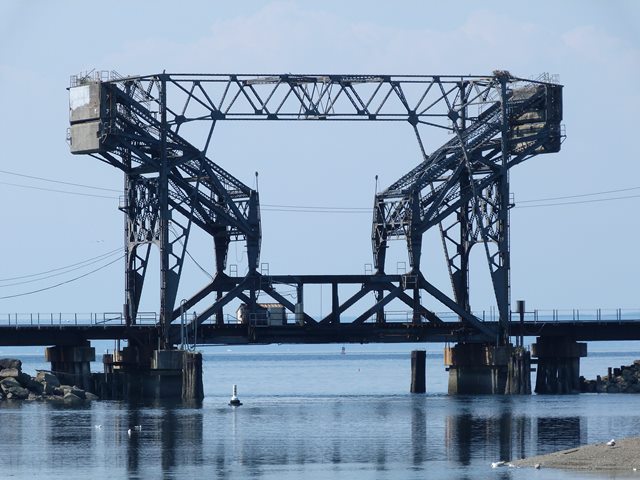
(0, 1), (638, 317)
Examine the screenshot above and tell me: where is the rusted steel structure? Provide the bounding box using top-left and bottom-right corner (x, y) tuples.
(68, 71), (563, 348)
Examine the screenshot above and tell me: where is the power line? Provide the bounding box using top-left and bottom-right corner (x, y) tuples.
(0, 250), (122, 287)
(0, 255), (124, 300)
(0, 247), (121, 282)
(262, 203), (369, 211)
(0, 169), (120, 192)
(169, 226), (214, 280)
(3, 167), (640, 211)
(517, 186), (640, 204)
(0, 181), (118, 199)
(516, 193), (640, 209)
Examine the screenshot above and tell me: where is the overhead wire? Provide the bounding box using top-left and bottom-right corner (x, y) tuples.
(0, 247), (121, 282)
(0, 169), (120, 192)
(0, 250), (122, 287)
(0, 181), (118, 199)
(168, 226), (214, 280)
(0, 255), (124, 300)
(3, 168), (640, 211)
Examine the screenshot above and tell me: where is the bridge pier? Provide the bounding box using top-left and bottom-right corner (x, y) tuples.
(532, 337), (587, 394)
(98, 347), (203, 401)
(45, 342), (95, 391)
(445, 343), (531, 395)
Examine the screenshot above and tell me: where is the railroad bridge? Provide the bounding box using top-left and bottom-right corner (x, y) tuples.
(4, 70), (619, 398)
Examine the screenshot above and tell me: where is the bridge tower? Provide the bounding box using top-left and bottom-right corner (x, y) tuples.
(68, 70), (563, 396)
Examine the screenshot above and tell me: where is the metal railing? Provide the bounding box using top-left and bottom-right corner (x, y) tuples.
(1, 308), (639, 328)
(361, 308), (640, 324)
(1, 312), (158, 327)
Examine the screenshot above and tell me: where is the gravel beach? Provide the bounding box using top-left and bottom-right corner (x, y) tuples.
(512, 437), (640, 472)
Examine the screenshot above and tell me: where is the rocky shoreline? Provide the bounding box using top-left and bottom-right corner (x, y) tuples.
(580, 359), (640, 393)
(0, 358), (98, 403)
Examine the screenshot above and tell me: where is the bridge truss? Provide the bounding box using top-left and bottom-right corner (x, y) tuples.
(68, 71), (563, 347)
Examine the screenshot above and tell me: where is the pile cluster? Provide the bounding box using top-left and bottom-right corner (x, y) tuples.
(0, 358), (98, 402)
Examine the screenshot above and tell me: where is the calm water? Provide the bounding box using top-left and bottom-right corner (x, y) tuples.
(2, 343), (640, 479)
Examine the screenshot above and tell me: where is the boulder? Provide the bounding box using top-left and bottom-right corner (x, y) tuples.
(1, 377), (29, 399)
(0, 368), (20, 378)
(0, 358), (22, 371)
(17, 373), (44, 395)
(52, 386), (65, 396)
(84, 392), (99, 401)
(70, 386), (86, 399)
(36, 371), (60, 387)
(63, 392), (83, 404)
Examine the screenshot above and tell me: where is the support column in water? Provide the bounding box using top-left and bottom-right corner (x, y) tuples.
(532, 337), (587, 394)
(411, 350), (426, 393)
(445, 343), (511, 394)
(45, 342), (96, 391)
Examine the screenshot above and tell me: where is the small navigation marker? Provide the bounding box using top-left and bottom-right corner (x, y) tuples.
(229, 384), (242, 407)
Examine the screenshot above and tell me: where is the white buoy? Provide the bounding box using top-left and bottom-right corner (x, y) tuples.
(607, 438), (616, 447)
(229, 384), (242, 406)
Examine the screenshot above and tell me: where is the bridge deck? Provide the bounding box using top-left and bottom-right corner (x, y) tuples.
(1, 320), (640, 347)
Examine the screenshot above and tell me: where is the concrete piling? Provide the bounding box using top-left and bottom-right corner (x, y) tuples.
(445, 343), (532, 395)
(45, 342), (95, 391)
(96, 348), (204, 401)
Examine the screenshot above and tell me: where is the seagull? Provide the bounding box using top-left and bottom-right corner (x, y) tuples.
(534, 463), (541, 469)
(134, 425), (142, 431)
(607, 439), (616, 447)
(94, 425), (102, 429)
(491, 461), (506, 468)
(127, 428), (132, 436)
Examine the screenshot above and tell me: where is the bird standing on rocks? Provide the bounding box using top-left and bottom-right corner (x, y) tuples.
(606, 439), (616, 447)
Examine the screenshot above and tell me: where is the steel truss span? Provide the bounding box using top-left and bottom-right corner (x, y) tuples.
(68, 71), (563, 347)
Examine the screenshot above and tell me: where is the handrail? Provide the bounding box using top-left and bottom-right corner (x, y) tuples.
(2, 308), (640, 328)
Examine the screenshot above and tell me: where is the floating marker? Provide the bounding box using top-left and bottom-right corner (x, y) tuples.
(229, 384), (242, 406)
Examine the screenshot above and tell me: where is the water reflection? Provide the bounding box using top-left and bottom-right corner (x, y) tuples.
(536, 416), (585, 455)
(0, 395), (630, 479)
(122, 402), (204, 476)
(445, 397), (532, 464)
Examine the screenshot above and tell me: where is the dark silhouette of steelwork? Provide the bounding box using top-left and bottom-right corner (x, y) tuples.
(68, 71), (562, 347)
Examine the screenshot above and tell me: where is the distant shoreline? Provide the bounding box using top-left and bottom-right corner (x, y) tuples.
(513, 437), (640, 472)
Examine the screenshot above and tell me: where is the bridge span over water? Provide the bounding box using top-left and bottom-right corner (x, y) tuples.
(2, 308), (640, 347)
(5, 70), (633, 398)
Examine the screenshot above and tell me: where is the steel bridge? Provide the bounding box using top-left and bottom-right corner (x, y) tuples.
(2, 309), (640, 346)
(62, 70), (566, 350)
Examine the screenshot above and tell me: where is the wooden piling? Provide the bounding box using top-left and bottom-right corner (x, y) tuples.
(411, 350), (426, 393)
(505, 347), (531, 394)
(182, 351), (204, 401)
